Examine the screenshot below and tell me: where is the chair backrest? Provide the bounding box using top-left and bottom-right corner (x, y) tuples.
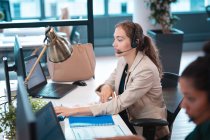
(161, 72), (183, 134)
(130, 72), (183, 140)
(206, 5), (210, 17)
(70, 26), (80, 44)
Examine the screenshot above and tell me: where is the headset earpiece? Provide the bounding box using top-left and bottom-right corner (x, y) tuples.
(208, 62), (210, 103)
(131, 23), (137, 48)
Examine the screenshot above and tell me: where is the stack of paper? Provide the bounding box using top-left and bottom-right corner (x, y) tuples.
(69, 115), (125, 140)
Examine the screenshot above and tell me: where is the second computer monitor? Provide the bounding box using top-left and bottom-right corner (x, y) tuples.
(14, 35), (26, 79)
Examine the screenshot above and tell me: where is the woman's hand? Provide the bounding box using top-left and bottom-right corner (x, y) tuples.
(54, 106), (75, 117)
(99, 85), (115, 103)
(54, 106), (93, 117)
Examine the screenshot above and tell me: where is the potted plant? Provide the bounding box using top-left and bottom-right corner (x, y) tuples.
(0, 97), (47, 139)
(0, 9), (5, 21)
(145, 0), (184, 75)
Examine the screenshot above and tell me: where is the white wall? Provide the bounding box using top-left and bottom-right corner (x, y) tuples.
(133, 0), (159, 34)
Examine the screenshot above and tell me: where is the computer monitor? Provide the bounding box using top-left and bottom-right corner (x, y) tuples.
(14, 35), (26, 78)
(16, 76), (65, 140)
(2, 35), (26, 104)
(35, 102), (65, 140)
(16, 76), (37, 140)
(0, 0), (12, 21)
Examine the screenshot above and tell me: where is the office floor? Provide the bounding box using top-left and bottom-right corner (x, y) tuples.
(94, 51), (203, 140)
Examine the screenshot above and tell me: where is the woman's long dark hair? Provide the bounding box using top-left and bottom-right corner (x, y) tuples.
(115, 20), (162, 77)
(181, 41), (210, 101)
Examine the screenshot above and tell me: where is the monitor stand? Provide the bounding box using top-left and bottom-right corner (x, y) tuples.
(2, 57), (16, 104)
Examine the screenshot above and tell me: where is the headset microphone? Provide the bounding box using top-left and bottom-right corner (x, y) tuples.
(116, 48), (133, 54)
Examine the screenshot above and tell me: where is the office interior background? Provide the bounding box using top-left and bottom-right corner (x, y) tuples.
(0, 0), (210, 139)
(1, 0), (210, 56)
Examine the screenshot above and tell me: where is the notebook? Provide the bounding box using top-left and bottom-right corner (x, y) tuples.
(25, 55), (77, 99)
(69, 115), (125, 139)
(69, 115), (114, 127)
(35, 102), (65, 140)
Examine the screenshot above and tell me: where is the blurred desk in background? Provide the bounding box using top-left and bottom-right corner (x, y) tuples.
(0, 34), (44, 62)
(0, 34), (44, 50)
(0, 27), (67, 62)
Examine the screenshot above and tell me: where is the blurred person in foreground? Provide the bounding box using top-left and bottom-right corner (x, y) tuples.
(180, 41), (210, 140)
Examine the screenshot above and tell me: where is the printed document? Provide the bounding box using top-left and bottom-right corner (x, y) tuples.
(71, 125), (125, 140)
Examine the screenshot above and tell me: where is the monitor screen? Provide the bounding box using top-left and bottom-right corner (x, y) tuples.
(35, 102), (65, 140)
(16, 76), (37, 140)
(0, 0), (12, 21)
(16, 76), (65, 140)
(25, 55), (47, 90)
(14, 35), (26, 79)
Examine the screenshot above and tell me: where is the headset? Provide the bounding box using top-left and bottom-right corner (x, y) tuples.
(116, 22), (138, 54)
(131, 23), (138, 48)
(207, 57), (210, 102)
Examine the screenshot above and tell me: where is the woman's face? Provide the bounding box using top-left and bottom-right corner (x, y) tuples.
(113, 26), (133, 57)
(180, 77), (210, 124)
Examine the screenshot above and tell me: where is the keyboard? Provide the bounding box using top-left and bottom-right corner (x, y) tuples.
(29, 83), (77, 98)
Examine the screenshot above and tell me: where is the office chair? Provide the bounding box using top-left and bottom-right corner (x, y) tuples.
(206, 5), (210, 17)
(70, 26), (80, 44)
(130, 72), (183, 140)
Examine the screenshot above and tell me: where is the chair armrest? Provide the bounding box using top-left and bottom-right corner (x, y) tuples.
(130, 118), (168, 127)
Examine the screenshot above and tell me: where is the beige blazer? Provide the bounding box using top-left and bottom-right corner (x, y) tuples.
(89, 52), (169, 139)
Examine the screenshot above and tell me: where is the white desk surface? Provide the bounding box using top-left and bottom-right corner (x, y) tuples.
(0, 34), (44, 50)
(0, 30), (67, 50)
(0, 79), (133, 139)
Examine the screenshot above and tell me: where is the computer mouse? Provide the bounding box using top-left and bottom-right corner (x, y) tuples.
(72, 81), (87, 86)
(57, 115), (66, 121)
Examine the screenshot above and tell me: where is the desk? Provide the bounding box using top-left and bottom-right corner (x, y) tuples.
(0, 28), (66, 50)
(0, 32), (66, 62)
(0, 79), (132, 139)
(0, 34), (44, 63)
(0, 34), (44, 50)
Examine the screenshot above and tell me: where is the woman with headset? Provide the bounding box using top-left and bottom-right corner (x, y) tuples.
(180, 41), (210, 140)
(55, 20), (169, 139)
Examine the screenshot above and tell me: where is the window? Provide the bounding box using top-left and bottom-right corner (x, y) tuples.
(93, 0), (105, 15)
(9, 0), (134, 20)
(45, 0), (88, 18)
(108, 0), (133, 15)
(10, 0), (41, 18)
(171, 0), (210, 12)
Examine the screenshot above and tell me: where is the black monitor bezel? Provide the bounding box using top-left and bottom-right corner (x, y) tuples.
(2, 35), (26, 104)
(14, 35), (26, 79)
(16, 76), (37, 140)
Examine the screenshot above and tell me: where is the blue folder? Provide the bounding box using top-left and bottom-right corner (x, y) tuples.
(69, 115), (114, 127)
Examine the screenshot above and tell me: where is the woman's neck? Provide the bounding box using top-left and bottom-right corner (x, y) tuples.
(124, 50), (137, 69)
